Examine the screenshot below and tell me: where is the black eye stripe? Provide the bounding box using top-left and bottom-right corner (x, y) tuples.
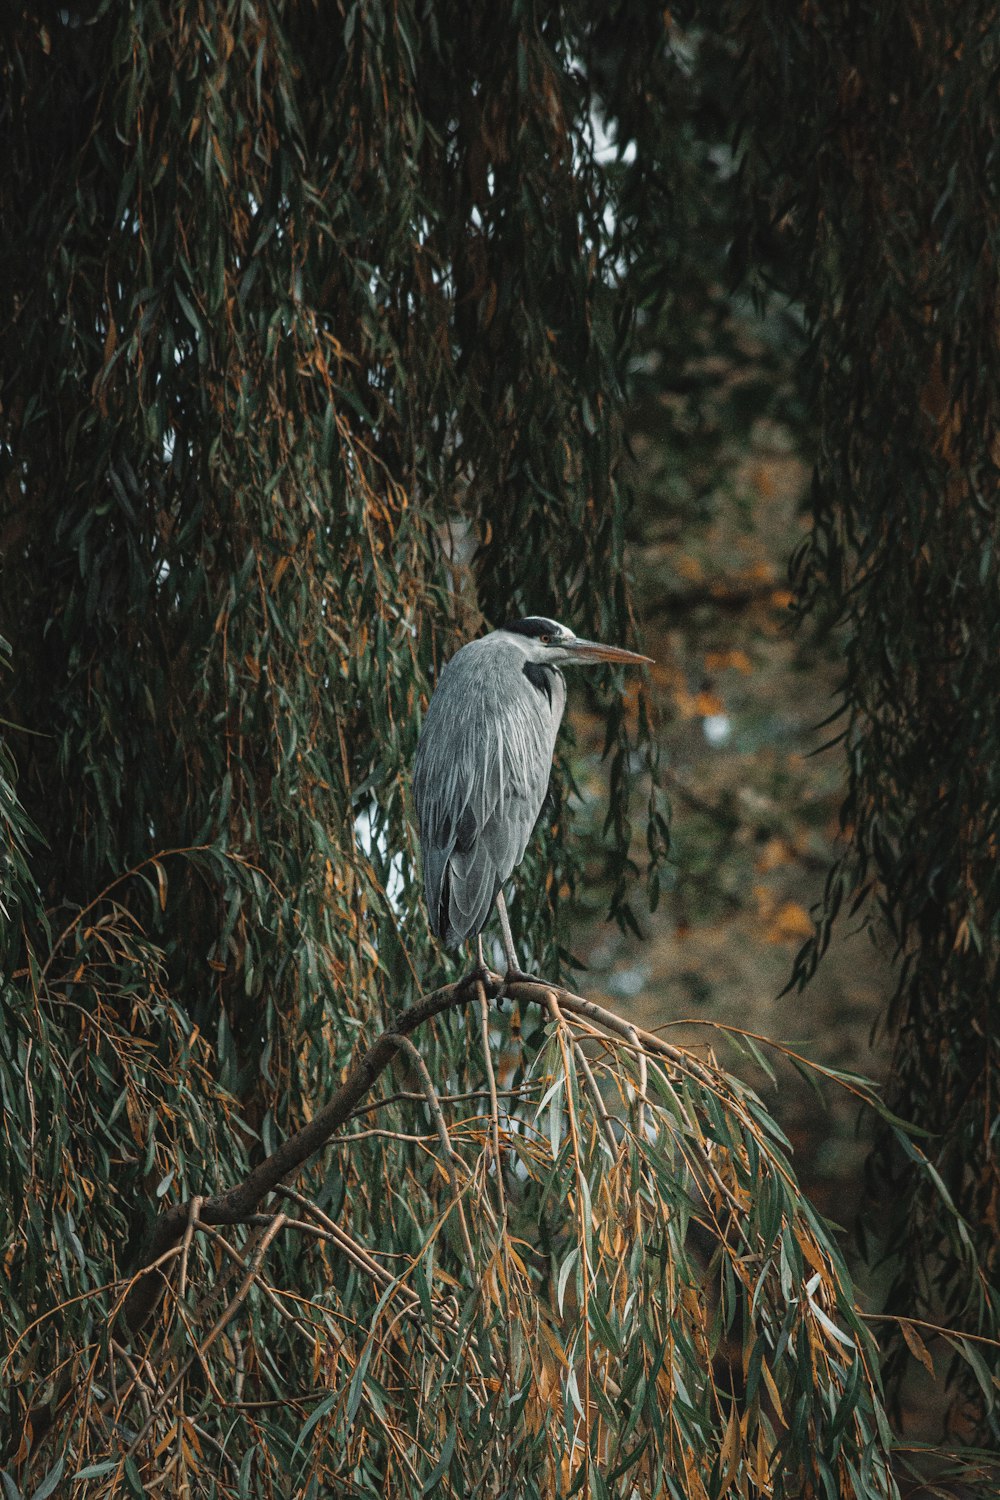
(505, 616), (564, 640)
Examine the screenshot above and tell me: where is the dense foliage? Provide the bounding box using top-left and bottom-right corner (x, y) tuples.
(1, 1), (994, 1495)
(0, 4), (881, 1495)
(736, 0), (1000, 1435)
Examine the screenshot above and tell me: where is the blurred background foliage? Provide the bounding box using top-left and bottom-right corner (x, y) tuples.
(575, 2), (1000, 1466)
(1, 1), (998, 1495)
(736, 0), (1000, 1452)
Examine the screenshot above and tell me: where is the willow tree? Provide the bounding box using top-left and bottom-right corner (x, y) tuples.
(736, 1), (1000, 1435)
(1, 6), (902, 1497)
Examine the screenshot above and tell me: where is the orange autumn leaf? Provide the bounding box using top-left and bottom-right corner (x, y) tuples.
(704, 648), (753, 675)
(765, 901), (815, 943)
(693, 689), (725, 717)
(755, 837), (795, 873)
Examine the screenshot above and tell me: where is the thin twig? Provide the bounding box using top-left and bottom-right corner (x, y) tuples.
(232, 1325), (245, 1405)
(543, 988), (592, 1487)
(274, 1183), (461, 1343)
(572, 1038), (619, 1157)
(110, 1340), (154, 1428)
(328, 1126), (442, 1144)
(396, 1034), (477, 1270)
(546, 987), (618, 1156)
(273, 1187), (421, 1305)
(197, 1222), (317, 1342)
(175, 1193), (202, 1487)
(349, 1083), (540, 1119)
(622, 1024), (648, 1145)
(477, 979), (507, 1225)
(124, 1214), (288, 1461)
(177, 1195), (202, 1303)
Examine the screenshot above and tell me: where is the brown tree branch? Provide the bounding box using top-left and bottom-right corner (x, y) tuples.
(120, 971), (713, 1339)
(120, 974), (490, 1335)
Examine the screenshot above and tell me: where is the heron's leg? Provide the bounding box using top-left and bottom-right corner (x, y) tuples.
(495, 890), (520, 974)
(495, 891), (538, 993)
(478, 926), (507, 1012)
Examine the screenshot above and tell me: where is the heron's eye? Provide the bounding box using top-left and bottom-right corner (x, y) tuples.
(539, 634), (551, 644)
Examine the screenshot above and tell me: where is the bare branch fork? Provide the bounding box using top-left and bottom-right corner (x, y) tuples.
(121, 972), (683, 1337)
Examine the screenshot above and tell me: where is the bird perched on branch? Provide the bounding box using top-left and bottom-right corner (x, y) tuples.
(413, 616), (651, 987)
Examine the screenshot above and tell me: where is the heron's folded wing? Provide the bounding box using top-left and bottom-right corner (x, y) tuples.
(412, 644), (561, 945)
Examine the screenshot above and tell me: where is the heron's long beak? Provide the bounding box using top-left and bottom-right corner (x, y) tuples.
(562, 638), (654, 666)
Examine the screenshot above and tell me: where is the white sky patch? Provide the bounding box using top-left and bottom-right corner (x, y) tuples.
(583, 103), (635, 280)
(590, 107), (636, 168)
(354, 801), (406, 909)
(702, 714), (732, 747)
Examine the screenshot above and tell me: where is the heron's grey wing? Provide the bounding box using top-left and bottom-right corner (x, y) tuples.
(412, 641), (564, 947)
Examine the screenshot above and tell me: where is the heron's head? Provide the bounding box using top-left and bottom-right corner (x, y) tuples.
(503, 616), (652, 668)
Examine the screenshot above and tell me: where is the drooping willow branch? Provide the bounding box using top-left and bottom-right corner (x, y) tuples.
(121, 970), (717, 1337)
(121, 974), (483, 1332)
(20, 966), (920, 1500)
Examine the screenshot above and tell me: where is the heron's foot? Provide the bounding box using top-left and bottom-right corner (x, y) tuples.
(504, 965), (541, 985)
(461, 963), (503, 1000)
(496, 965), (544, 1008)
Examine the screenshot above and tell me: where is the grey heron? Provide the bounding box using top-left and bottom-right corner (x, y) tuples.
(412, 616), (652, 986)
